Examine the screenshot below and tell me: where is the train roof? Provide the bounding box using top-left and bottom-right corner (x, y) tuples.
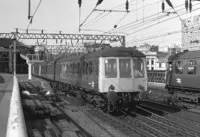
(174, 50), (200, 60)
(57, 47), (145, 62)
(87, 47), (145, 58)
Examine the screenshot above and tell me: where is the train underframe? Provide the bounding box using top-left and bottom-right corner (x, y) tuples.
(166, 86), (200, 106)
(48, 80), (142, 113)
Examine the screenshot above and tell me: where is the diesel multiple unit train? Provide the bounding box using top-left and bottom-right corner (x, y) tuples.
(32, 47), (148, 112)
(166, 50), (200, 105)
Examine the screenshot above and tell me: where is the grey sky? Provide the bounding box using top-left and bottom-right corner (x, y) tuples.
(0, 0), (200, 47)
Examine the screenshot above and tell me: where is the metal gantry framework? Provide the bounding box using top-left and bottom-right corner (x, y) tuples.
(0, 31), (125, 56)
(0, 30), (125, 74)
(0, 32), (125, 46)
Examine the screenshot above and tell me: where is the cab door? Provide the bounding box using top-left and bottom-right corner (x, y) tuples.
(118, 58), (133, 92)
(99, 57), (118, 93)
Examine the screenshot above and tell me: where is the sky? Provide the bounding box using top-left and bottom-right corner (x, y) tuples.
(0, 0), (200, 48)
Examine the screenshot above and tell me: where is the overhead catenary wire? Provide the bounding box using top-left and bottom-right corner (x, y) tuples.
(27, 0), (43, 29)
(83, 11), (108, 28)
(127, 30), (181, 44)
(109, 5), (190, 35)
(127, 3), (200, 36)
(111, 1), (200, 35)
(83, 0), (160, 31)
(121, 9), (200, 45)
(80, 0), (105, 30)
(81, 0), (151, 29)
(108, 3), (185, 34)
(104, 1), (172, 34)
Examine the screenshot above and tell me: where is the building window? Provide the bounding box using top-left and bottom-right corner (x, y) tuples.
(151, 67), (154, 70)
(159, 63), (162, 68)
(151, 59), (154, 65)
(147, 59), (149, 65)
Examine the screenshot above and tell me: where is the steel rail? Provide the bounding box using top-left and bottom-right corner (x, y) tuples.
(19, 81), (93, 137)
(141, 101), (200, 132)
(84, 104), (158, 137)
(60, 92), (158, 137)
(123, 111), (169, 137)
(136, 105), (200, 137)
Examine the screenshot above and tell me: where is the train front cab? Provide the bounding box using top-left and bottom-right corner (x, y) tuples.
(99, 56), (148, 105)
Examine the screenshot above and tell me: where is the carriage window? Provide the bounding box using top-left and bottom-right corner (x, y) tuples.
(66, 64), (69, 73)
(82, 62), (86, 74)
(77, 63), (80, 74)
(105, 59), (117, 78)
(119, 59), (131, 78)
(175, 61), (183, 74)
(187, 60), (197, 75)
(133, 58), (145, 78)
(89, 62), (92, 74)
(86, 63), (89, 74)
(70, 63), (72, 73)
(96, 61), (99, 75)
(61, 64), (66, 76)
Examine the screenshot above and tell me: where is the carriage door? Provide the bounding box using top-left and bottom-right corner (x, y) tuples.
(118, 58), (133, 92)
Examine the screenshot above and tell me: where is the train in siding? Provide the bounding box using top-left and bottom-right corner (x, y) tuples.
(32, 47), (148, 112)
(165, 50), (200, 104)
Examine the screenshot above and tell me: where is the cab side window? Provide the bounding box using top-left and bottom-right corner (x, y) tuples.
(175, 61), (183, 74)
(133, 58), (145, 78)
(89, 61), (93, 74)
(187, 60), (197, 75)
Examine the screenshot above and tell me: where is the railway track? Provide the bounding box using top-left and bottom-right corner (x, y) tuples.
(61, 93), (158, 137)
(20, 81), (200, 137)
(20, 82), (93, 137)
(21, 81), (171, 137)
(78, 95), (200, 137)
(133, 106), (200, 137)
(139, 100), (200, 131)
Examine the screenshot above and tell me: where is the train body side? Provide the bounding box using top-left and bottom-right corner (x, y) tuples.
(55, 47), (148, 94)
(166, 50), (200, 92)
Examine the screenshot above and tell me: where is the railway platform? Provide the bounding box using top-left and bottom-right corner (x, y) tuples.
(0, 74), (13, 137)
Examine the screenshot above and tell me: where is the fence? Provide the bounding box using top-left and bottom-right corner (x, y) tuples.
(147, 70), (166, 83)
